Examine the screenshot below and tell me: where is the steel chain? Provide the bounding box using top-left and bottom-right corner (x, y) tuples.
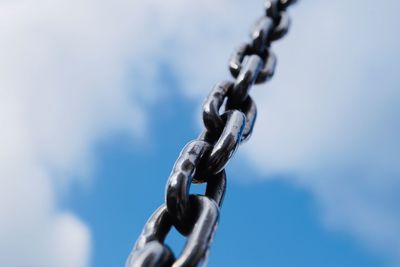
(126, 1), (297, 266)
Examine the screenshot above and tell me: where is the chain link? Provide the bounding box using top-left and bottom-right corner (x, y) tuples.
(126, 1), (297, 266)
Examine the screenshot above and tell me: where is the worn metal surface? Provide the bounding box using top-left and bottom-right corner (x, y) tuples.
(126, 1), (297, 266)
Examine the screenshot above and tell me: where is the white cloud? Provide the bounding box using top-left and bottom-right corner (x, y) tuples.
(0, 0), (255, 266)
(243, 0), (400, 263)
(0, 0), (147, 266)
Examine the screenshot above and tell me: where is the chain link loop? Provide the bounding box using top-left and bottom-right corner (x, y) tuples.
(126, 1), (297, 266)
(165, 140), (211, 234)
(195, 110), (245, 182)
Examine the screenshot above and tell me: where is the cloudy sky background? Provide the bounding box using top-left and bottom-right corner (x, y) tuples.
(1, 0), (400, 266)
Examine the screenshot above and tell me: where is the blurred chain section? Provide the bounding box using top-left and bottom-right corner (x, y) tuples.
(126, 1), (297, 266)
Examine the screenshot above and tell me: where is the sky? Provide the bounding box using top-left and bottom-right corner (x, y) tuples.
(1, 0), (400, 267)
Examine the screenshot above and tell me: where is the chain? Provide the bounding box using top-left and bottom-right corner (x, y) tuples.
(126, 1), (297, 266)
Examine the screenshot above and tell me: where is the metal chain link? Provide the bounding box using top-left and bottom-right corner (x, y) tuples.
(126, 1), (297, 266)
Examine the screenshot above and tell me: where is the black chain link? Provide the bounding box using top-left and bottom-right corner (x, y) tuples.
(126, 1), (297, 266)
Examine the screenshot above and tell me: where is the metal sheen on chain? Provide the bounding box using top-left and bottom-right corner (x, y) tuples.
(126, 1), (297, 266)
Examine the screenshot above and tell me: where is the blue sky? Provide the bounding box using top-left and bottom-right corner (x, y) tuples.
(66, 76), (389, 267)
(1, 0), (400, 267)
